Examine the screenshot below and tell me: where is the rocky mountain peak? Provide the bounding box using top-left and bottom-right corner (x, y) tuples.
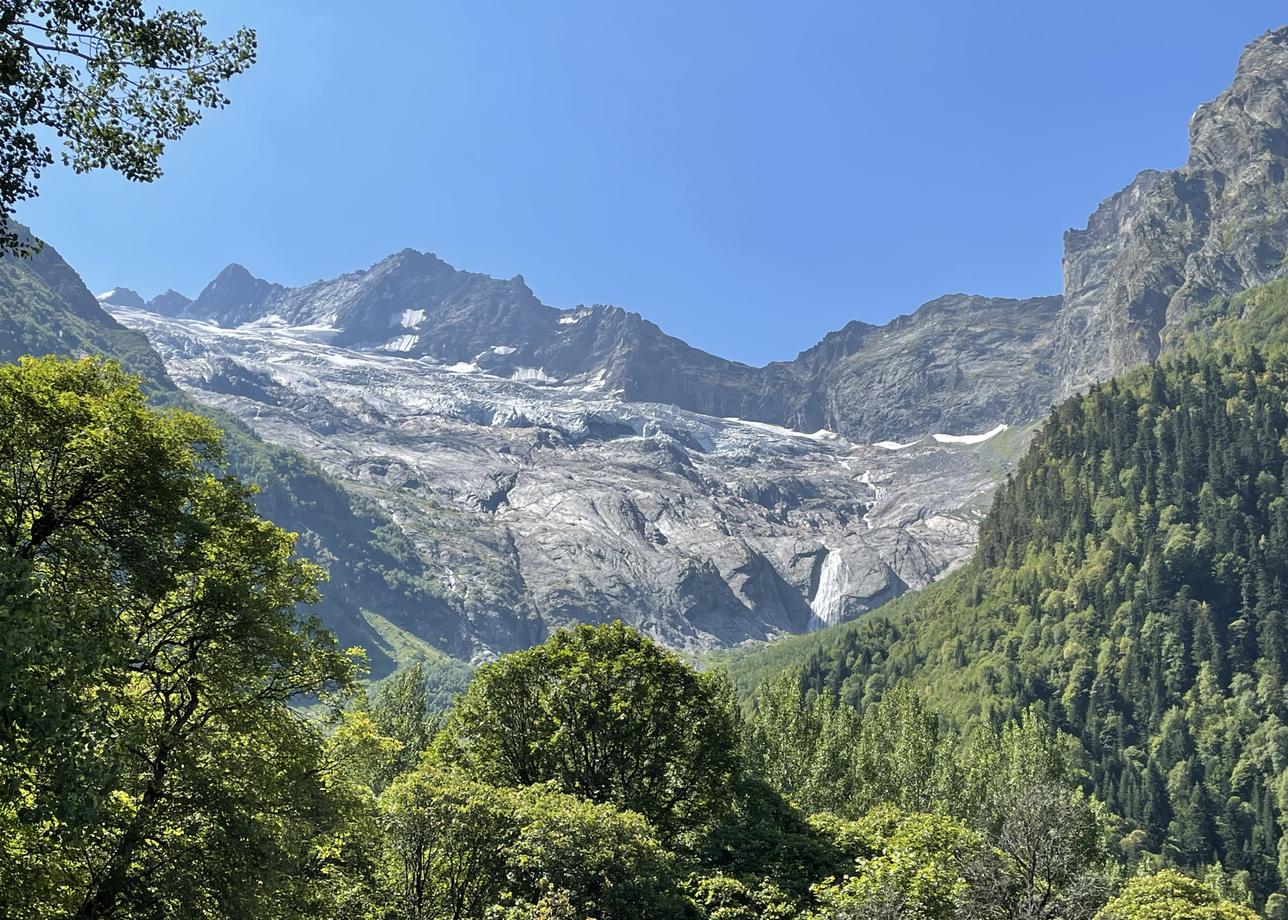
(96, 287), (145, 309)
(146, 289), (193, 316)
(1188, 27), (1288, 171)
(189, 263), (285, 326)
(1054, 24), (1288, 394)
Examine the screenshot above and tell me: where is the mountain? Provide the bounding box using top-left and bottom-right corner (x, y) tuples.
(99, 284), (196, 317)
(147, 289), (193, 315)
(122, 28), (1288, 447)
(2, 226), (1023, 666)
(0, 230), (469, 684)
(95, 286), (145, 309)
(162, 247), (1061, 443)
(79, 25), (1288, 669)
(723, 332), (1288, 903)
(113, 302), (1019, 658)
(1054, 27), (1288, 396)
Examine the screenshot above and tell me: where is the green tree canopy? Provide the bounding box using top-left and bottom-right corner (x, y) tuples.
(0, 356), (357, 920)
(435, 621), (741, 837)
(1096, 869), (1260, 920)
(379, 763), (682, 920)
(0, 1), (255, 254)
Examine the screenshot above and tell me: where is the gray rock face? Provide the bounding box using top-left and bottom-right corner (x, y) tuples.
(162, 249), (1059, 442)
(111, 304), (1015, 658)
(801, 294), (1063, 439)
(1056, 27), (1288, 393)
(147, 289), (193, 316)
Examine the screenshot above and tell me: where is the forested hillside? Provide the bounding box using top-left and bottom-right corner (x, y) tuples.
(729, 338), (1288, 906)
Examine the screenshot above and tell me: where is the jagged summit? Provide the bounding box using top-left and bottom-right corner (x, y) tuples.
(188, 263), (285, 325)
(147, 289), (192, 316)
(1054, 24), (1288, 395)
(121, 244), (1057, 440)
(96, 286), (145, 309)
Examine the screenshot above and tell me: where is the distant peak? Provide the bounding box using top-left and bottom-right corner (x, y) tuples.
(214, 262), (262, 283)
(146, 289), (193, 316)
(368, 247), (451, 276)
(96, 287), (145, 309)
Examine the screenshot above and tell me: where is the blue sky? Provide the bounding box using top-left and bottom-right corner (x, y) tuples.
(20, 1), (1287, 365)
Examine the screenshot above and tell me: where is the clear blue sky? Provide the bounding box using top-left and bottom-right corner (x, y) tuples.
(18, 1), (1287, 365)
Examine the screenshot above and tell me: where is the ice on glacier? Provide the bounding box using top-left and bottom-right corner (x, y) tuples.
(383, 334), (419, 352)
(931, 424), (1008, 445)
(511, 367), (558, 384)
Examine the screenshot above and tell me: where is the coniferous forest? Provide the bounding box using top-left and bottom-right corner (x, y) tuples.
(726, 336), (1288, 916)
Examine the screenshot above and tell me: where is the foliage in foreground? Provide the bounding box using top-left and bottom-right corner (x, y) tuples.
(0, 1), (256, 255)
(0, 357), (357, 918)
(0, 356), (1268, 919)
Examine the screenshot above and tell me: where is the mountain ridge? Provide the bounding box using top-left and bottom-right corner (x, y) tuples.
(101, 252), (1061, 443)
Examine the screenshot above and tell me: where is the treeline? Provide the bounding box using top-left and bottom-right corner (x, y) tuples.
(762, 345), (1288, 912)
(1, 355), (1262, 919)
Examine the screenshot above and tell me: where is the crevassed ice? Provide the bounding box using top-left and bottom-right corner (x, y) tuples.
(511, 366), (558, 384)
(383, 334), (419, 352)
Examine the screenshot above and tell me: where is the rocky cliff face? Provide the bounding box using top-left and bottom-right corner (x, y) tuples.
(1056, 27), (1288, 393)
(110, 303), (1017, 658)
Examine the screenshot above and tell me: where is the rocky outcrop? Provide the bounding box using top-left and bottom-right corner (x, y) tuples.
(1056, 27), (1288, 393)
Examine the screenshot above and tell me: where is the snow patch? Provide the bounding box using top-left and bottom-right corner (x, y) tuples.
(383, 335), (419, 352)
(394, 308), (427, 329)
(723, 417), (840, 442)
(932, 424), (1008, 445)
(558, 311), (588, 325)
(873, 439), (920, 451)
(490, 345), (518, 355)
